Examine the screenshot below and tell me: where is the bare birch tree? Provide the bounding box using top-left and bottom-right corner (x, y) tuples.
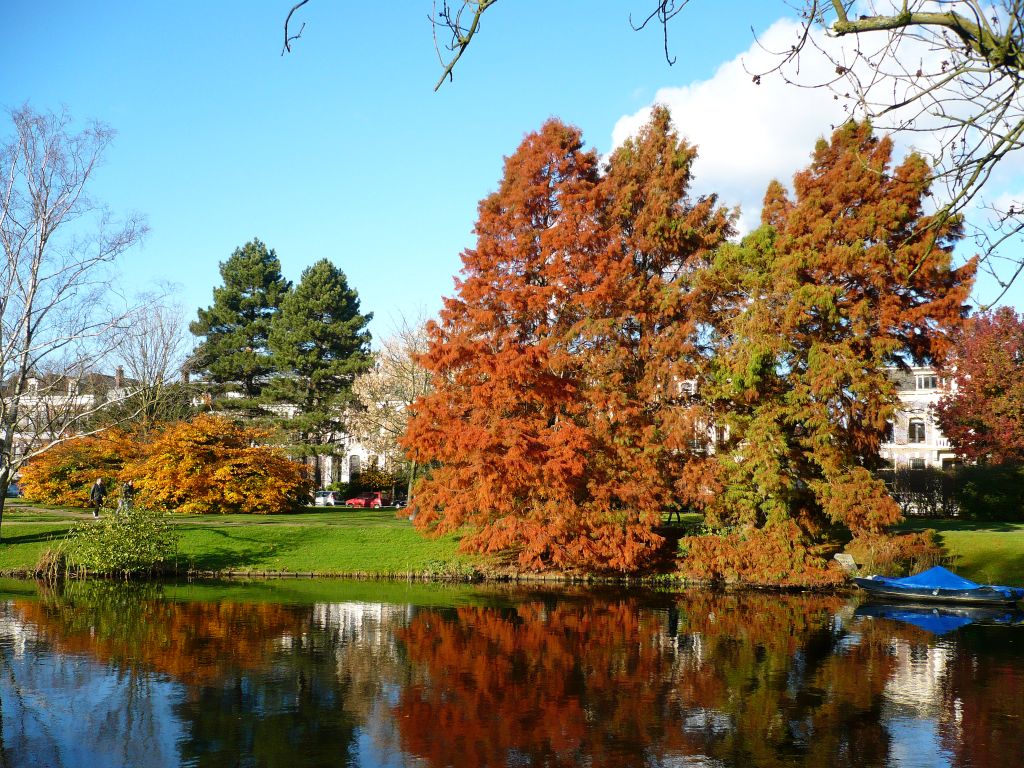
(348, 313), (433, 500)
(106, 294), (196, 432)
(0, 106), (146, 534)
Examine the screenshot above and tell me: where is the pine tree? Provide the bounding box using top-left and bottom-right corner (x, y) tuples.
(266, 259), (372, 480)
(189, 239), (291, 401)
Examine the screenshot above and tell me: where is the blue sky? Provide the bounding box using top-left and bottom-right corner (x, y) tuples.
(4, 1), (1020, 343)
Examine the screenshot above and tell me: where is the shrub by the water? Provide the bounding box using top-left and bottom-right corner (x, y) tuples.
(67, 503), (179, 577)
(677, 521), (845, 587)
(845, 530), (946, 576)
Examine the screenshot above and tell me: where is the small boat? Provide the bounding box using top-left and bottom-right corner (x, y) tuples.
(855, 601), (1024, 635)
(854, 566), (1024, 607)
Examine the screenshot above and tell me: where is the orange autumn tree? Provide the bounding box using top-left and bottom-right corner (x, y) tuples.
(684, 121), (975, 584)
(124, 414), (311, 514)
(403, 110), (729, 572)
(18, 429), (140, 506)
(590, 107), (731, 525)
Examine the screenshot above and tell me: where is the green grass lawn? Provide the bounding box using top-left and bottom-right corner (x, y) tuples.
(0, 501), (476, 576)
(3, 499), (1023, 585)
(900, 518), (1024, 586)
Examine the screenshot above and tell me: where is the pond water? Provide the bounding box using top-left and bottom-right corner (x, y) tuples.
(0, 579), (1021, 768)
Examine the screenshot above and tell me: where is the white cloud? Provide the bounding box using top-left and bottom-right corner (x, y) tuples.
(610, 13), (1024, 307)
(610, 16), (1004, 231)
(612, 19), (851, 233)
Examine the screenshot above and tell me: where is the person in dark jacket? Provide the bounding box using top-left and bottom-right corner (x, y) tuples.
(118, 479), (135, 512)
(89, 478), (106, 518)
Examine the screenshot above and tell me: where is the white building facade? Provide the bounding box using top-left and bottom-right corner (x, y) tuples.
(879, 366), (959, 470)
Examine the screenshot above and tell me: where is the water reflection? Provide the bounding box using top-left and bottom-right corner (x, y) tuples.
(0, 581), (1021, 767)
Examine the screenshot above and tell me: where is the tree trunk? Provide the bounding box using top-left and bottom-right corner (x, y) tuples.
(0, 469), (8, 543)
(406, 460), (417, 503)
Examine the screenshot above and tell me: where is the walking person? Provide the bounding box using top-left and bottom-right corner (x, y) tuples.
(89, 478), (106, 518)
(118, 479), (135, 512)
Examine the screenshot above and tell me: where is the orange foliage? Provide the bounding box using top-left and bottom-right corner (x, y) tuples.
(15, 590), (308, 686)
(17, 429), (139, 506)
(124, 414), (311, 514)
(392, 591), (932, 767)
(403, 109), (730, 573)
(845, 530), (945, 576)
(935, 306), (1024, 463)
(678, 520), (846, 586)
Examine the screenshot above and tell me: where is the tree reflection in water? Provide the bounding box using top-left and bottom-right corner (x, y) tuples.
(7, 582), (359, 767)
(392, 591), (903, 767)
(1, 582), (1021, 767)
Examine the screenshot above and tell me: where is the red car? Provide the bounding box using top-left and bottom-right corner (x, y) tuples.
(344, 491), (385, 508)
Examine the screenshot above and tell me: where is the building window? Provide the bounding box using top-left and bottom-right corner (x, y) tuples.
(910, 458), (926, 470)
(883, 422), (894, 443)
(916, 375), (938, 390)
(908, 419), (926, 443)
(348, 455), (362, 479)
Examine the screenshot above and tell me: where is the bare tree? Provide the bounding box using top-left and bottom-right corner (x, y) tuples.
(0, 105), (146, 534)
(107, 293), (196, 432)
(348, 312), (433, 500)
(283, 1), (1024, 300)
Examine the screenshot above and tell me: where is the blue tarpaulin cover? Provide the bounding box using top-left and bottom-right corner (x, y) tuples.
(855, 602), (1023, 634)
(856, 604), (975, 635)
(896, 566), (981, 591)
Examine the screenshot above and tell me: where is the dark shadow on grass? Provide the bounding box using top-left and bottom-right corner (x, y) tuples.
(0, 528), (73, 545)
(901, 518), (1024, 533)
(179, 526), (312, 572)
(183, 547), (278, 572)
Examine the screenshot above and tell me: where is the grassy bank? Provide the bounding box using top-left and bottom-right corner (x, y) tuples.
(2, 500), (1023, 586)
(901, 519), (1024, 586)
(0, 502), (478, 577)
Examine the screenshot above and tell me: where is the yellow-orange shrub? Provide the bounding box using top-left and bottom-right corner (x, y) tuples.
(18, 430), (139, 507)
(124, 415), (311, 514)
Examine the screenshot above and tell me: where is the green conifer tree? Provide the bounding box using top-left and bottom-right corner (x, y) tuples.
(266, 259), (373, 481)
(189, 239), (292, 403)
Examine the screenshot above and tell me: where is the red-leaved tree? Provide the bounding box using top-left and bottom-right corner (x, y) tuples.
(403, 110), (729, 573)
(936, 307), (1024, 464)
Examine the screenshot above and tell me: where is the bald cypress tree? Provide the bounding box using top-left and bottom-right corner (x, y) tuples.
(680, 122), (976, 585)
(403, 112), (730, 573)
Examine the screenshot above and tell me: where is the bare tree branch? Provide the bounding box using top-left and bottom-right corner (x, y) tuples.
(431, 0), (499, 91)
(282, 0), (311, 55)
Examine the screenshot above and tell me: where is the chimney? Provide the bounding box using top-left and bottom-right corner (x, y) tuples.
(114, 366), (123, 389)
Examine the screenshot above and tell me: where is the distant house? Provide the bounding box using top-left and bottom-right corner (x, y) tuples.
(4, 367), (134, 466)
(879, 366), (958, 470)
